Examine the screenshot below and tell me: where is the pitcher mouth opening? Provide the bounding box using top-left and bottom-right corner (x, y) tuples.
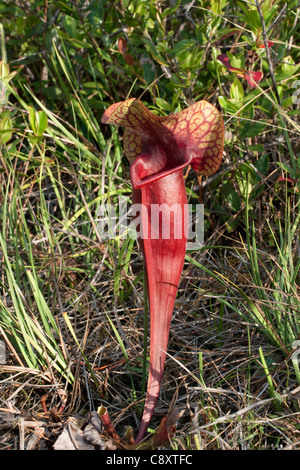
(130, 151), (191, 190)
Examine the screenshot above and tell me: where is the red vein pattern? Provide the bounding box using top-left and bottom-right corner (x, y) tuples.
(101, 98), (224, 443)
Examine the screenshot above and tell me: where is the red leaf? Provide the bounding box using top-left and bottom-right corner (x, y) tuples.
(217, 53), (244, 75)
(218, 53), (263, 88)
(118, 37), (134, 65)
(124, 53), (134, 65)
(278, 176), (297, 185)
(118, 37), (127, 56)
(258, 41), (274, 48)
(244, 70), (263, 89)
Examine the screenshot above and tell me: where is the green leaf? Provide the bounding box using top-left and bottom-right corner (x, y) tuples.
(224, 184), (241, 212)
(248, 144), (265, 153)
(227, 52), (244, 70)
(264, 5), (279, 26)
(143, 59), (156, 85)
(218, 95), (242, 114)
(36, 110), (48, 136)
(142, 38), (168, 66)
(254, 154), (269, 182)
(236, 163), (256, 198)
(28, 135), (43, 145)
(230, 76), (244, 101)
(28, 106), (37, 135)
(155, 97), (171, 112)
(0, 113), (12, 144)
(162, 0), (181, 16)
(238, 2), (261, 31)
(240, 122), (266, 138)
(63, 15), (78, 38)
(28, 108), (48, 136)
